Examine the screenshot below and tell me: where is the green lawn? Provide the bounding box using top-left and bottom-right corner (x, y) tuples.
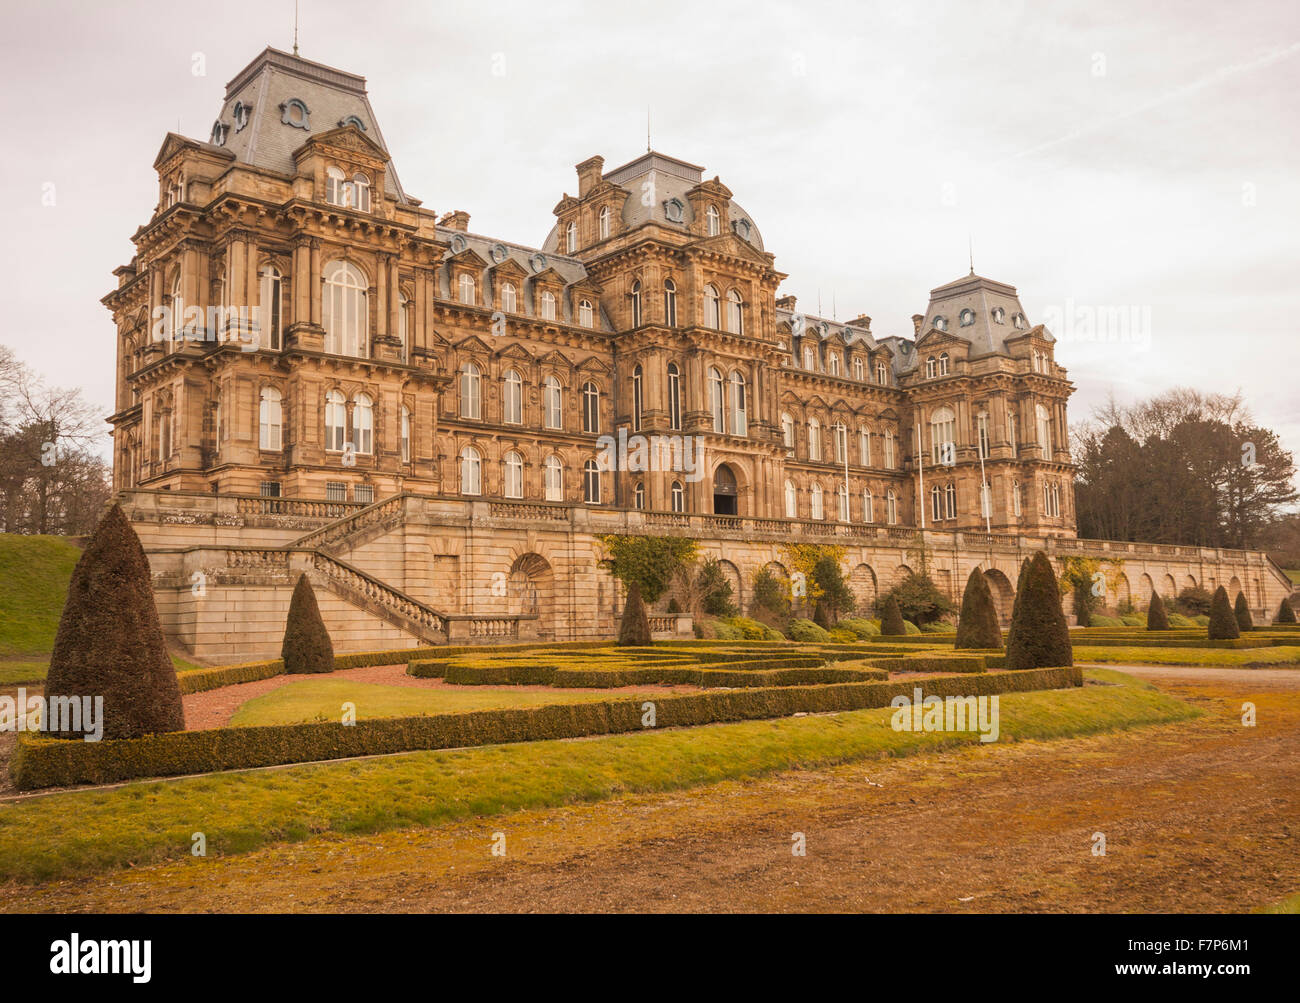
(0, 669), (1196, 882)
(230, 677), (669, 726)
(1, 653), (204, 687)
(1074, 645), (1300, 667)
(0, 535), (82, 657)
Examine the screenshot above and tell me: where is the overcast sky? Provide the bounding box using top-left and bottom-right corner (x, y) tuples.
(2, 0), (1297, 460)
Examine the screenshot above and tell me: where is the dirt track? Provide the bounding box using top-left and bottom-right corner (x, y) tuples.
(8, 665), (1298, 913)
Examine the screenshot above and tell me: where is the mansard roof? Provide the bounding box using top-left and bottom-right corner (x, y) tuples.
(921, 271), (1043, 357)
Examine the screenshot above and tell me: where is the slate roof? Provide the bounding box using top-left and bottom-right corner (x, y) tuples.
(920, 272), (1042, 356)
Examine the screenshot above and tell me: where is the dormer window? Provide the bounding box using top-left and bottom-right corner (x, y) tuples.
(992, 306), (1005, 324)
(939, 352), (950, 375)
(339, 115), (367, 131)
(566, 222), (577, 253)
(1012, 312), (1027, 329)
(664, 198), (685, 223)
(578, 299), (594, 328)
(598, 206), (610, 240)
(326, 168), (370, 211)
(926, 356), (937, 379)
(706, 204), (720, 236)
(280, 98), (310, 130)
(350, 173), (370, 212)
(232, 101), (250, 132)
(933, 315), (948, 332)
(210, 120), (228, 146)
(959, 308), (975, 327)
(732, 217), (752, 241)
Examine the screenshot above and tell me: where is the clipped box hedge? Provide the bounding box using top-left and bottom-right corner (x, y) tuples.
(864, 656), (989, 674)
(549, 664), (888, 689)
(11, 666), (1080, 790)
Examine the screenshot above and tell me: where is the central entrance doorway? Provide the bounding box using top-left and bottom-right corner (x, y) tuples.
(712, 464), (738, 515)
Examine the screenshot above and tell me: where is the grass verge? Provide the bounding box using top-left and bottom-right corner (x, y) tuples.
(0, 669), (1194, 883)
(1074, 645), (1300, 668)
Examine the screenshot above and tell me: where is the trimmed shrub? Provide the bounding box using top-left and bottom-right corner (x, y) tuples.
(1193, 614), (1211, 627)
(1004, 551), (1073, 670)
(1089, 614), (1123, 627)
(875, 572), (955, 626)
(921, 621), (954, 633)
(903, 620), (921, 635)
(838, 617), (880, 639)
(788, 618), (832, 643)
(1175, 587), (1213, 617)
(407, 660), (449, 679)
(179, 659), (284, 694)
(828, 628), (857, 644)
(880, 595), (907, 636)
(1277, 598), (1297, 624)
(282, 574), (334, 674)
(666, 598), (681, 614)
(866, 655), (988, 674)
(1167, 613), (1198, 628)
(43, 504), (186, 739)
(1234, 592), (1254, 632)
(955, 568), (1002, 650)
(722, 616), (768, 640)
(1146, 591), (1169, 631)
(1119, 613), (1145, 627)
(1207, 586), (1240, 640)
(618, 581), (652, 645)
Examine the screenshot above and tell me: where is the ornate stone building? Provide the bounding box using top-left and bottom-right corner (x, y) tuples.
(103, 48), (1289, 657)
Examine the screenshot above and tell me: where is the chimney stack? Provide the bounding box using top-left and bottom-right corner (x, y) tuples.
(576, 156), (605, 197)
(438, 210), (470, 232)
(912, 313), (924, 336)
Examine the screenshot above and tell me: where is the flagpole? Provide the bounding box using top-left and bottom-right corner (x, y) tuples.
(916, 422), (926, 529)
(978, 411), (991, 534)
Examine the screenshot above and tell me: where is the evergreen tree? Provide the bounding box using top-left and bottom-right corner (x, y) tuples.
(954, 568), (1002, 650)
(618, 581), (651, 646)
(1207, 586), (1240, 640)
(1233, 592), (1254, 632)
(1004, 551), (1073, 670)
(44, 503), (185, 739)
(1146, 591), (1170, 630)
(880, 594), (906, 636)
(1276, 597), (1297, 624)
(281, 573), (335, 673)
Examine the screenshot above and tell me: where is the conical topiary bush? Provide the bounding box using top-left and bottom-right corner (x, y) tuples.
(1277, 597), (1297, 624)
(1146, 591), (1169, 630)
(1004, 551), (1073, 670)
(880, 594), (906, 636)
(281, 573), (335, 673)
(44, 503), (186, 740)
(955, 568), (1002, 650)
(1207, 586), (1239, 640)
(618, 581), (651, 646)
(1233, 592), (1254, 633)
(1004, 558), (1031, 655)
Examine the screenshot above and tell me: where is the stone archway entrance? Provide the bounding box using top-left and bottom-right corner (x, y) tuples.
(508, 553), (555, 640)
(713, 464), (738, 515)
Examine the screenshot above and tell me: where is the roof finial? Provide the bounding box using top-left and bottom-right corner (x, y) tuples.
(293, 0), (300, 56)
(646, 106), (651, 153)
(968, 234), (974, 275)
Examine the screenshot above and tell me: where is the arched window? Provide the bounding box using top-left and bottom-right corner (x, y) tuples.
(566, 222), (577, 253)
(353, 393), (373, 454)
(926, 356), (937, 379)
(630, 280), (642, 326)
(837, 484), (849, 522)
(808, 418), (821, 461)
(259, 387), (282, 451)
(326, 166), (346, 206)
(876, 361), (888, 385)
(632, 365), (644, 432)
(859, 427), (870, 466)
(706, 204), (720, 236)
(460, 446), (482, 495)
(729, 371), (747, 435)
(930, 406), (956, 465)
(323, 261), (367, 357)
(169, 274), (184, 344)
(667, 363), (681, 430)
(503, 450), (524, 499)
(708, 367), (725, 434)
(634, 481), (645, 509)
(781, 412), (795, 450)
(832, 422), (847, 463)
(810, 484), (824, 520)
(544, 455), (563, 502)
(578, 299), (594, 328)
(884, 430), (895, 468)
(703, 284), (721, 328)
(598, 206), (610, 240)
(939, 352), (950, 375)
(400, 405), (411, 464)
(458, 273), (475, 305)
(543, 375), (563, 430)
(992, 306), (1005, 324)
(853, 356), (864, 381)
(500, 282), (517, 313)
(931, 483), (943, 522)
(1052, 482), (1061, 517)
(1007, 410), (1019, 450)
(259, 266), (282, 351)
(886, 489), (898, 525)
(863, 488), (874, 523)
(582, 381), (600, 434)
(726, 289), (743, 334)
(828, 352), (840, 376)
(804, 345), (816, 371)
(663, 279), (678, 327)
(324, 390), (347, 452)
(784, 479), (797, 518)
(398, 293), (411, 362)
(1036, 403), (1053, 459)
(671, 480), (685, 513)
(540, 290), (556, 321)
(583, 459), (601, 504)
(934, 315), (948, 332)
(461, 363), (481, 419)
(977, 412), (990, 459)
(945, 482), (957, 519)
(1013, 312), (1026, 329)
(351, 173), (370, 212)
(959, 308), (974, 327)
(503, 370), (522, 424)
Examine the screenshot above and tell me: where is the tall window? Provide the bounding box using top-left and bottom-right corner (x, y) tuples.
(566, 222), (577, 253)
(980, 480), (992, 519)
(939, 352), (950, 376)
(828, 353), (840, 376)
(503, 450), (523, 499)
(400, 405), (411, 463)
(632, 365), (644, 432)
(460, 446), (481, 495)
(837, 484), (849, 522)
(784, 480), (797, 518)
(804, 345), (816, 371)
(544, 455), (563, 502)
(324, 390), (347, 452)
(930, 406), (956, 465)
(458, 273), (475, 305)
(931, 483), (943, 522)
(583, 459), (601, 504)
(582, 381), (600, 434)
(726, 290), (743, 334)
(729, 371), (747, 435)
(945, 482), (957, 519)
(500, 282), (517, 313)
(781, 412), (795, 450)
(323, 261), (367, 357)
(886, 489), (898, 525)
(259, 387), (282, 451)
(1007, 409), (1019, 451)
(259, 266), (282, 350)
(599, 206), (610, 240)
(1036, 404), (1053, 459)
(977, 412), (990, 459)
(578, 299), (594, 328)
(170, 275), (184, 344)
(326, 167), (346, 206)
(853, 357), (863, 381)
(353, 393), (373, 454)
(541, 290), (556, 321)
(503, 370), (522, 424)
(704, 285), (721, 328)
(876, 361), (888, 384)
(634, 482), (645, 509)
(926, 356), (936, 379)
(708, 367), (725, 434)
(808, 418), (821, 461)
(811, 484), (824, 520)
(863, 488), (874, 523)
(859, 427), (870, 466)
(543, 376), (562, 430)
(630, 280), (642, 326)
(461, 363), (481, 419)
(667, 363), (681, 430)
(884, 430), (895, 468)
(398, 293), (411, 362)
(671, 480), (685, 513)
(706, 204), (720, 236)
(833, 423), (847, 463)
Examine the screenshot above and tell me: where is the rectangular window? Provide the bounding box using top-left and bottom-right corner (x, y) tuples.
(326, 481), (347, 502)
(354, 484), (374, 504)
(260, 481), (281, 498)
